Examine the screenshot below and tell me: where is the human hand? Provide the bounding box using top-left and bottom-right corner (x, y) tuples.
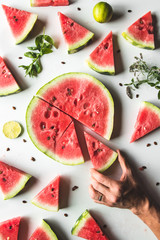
(89, 150), (147, 214)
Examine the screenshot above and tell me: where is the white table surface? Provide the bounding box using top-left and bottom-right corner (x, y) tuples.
(0, 0), (160, 239)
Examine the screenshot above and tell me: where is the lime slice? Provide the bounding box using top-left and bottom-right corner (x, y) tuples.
(93, 2), (113, 23)
(3, 121), (22, 139)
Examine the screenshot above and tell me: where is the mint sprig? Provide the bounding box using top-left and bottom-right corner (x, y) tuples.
(125, 54), (160, 99)
(19, 32), (54, 77)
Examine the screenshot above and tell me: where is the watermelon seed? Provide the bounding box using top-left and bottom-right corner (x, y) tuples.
(47, 136), (51, 140)
(62, 145), (65, 149)
(2, 70), (6, 74)
(23, 139), (27, 142)
(156, 182), (160, 186)
(13, 16), (16, 19)
(77, 7), (81, 11)
(146, 143), (151, 147)
(51, 194), (54, 197)
(80, 94), (83, 100)
(18, 57), (23, 59)
(50, 126), (55, 129)
(9, 226), (12, 229)
(96, 231), (100, 233)
(139, 18), (143, 24)
(6, 148), (10, 151)
(44, 111), (51, 119)
(61, 61), (66, 64)
(15, 18), (18, 22)
(31, 157), (36, 162)
(40, 122), (46, 130)
(104, 43), (109, 49)
(138, 26), (143, 31)
(119, 83), (123, 86)
(52, 96), (57, 102)
(136, 94), (139, 98)
(74, 99), (77, 106)
(0, 171), (3, 174)
(2, 178), (6, 182)
(22, 200), (27, 203)
(92, 123), (96, 127)
(51, 188), (54, 191)
(148, 29), (153, 34)
(64, 213), (68, 217)
(67, 88), (72, 96)
(154, 141), (158, 145)
(12, 106), (16, 110)
(53, 111), (58, 117)
(70, 22), (74, 27)
(83, 103), (90, 109)
(128, 10), (132, 13)
(72, 186), (79, 191)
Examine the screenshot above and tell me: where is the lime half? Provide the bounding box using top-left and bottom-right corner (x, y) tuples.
(3, 121), (22, 139)
(93, 2), (113, 23)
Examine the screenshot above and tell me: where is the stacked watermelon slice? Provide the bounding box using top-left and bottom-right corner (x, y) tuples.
(26, 72), (117, 171)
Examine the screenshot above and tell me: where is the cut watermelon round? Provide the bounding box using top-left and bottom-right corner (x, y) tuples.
(84, 132), (117, 172)
(26, 97), (84, 165)
(31, 0), (69, 7)
(0, 161), (31, 200)
(29, 220), (58, 240)
(72, 210), (109, 240)
(2, 5), (38, 44)
(87, 31), (115, 75)
(58, 12), (94, 53)
(122, 11), (155, 49)
(0, 56), (20, 96)
(36, 72), (114, 140)
(0, 217), (21, 240)
(31, 176), (60, 211)
(130, 101), (160, 143)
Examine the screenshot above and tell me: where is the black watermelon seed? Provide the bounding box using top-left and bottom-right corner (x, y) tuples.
(22, 200), (27, 203)
(72, 186), (79, 191)
(47, 136), (51, 140)
(23, 139), (27, 142)
(51, 188), (54, 191)
(136, 94), (139, 98)
(31, 157), (36, 162)
(154, 141), (158, 145)
(12, 106), (16, 110)
(9, 226), (12, 229)
(52, 194), (54, 197)
(156, 182), (160, 186)
(119, 83), (123, 86)
(64, 213), (68, 217)
(2, 178), (6, 182)
(0, 171), (3, 174)
(146, 143), (151, 147)
(61, 61), (66, 64)
(18, 57), (23, 59)
(77, 7), (81, 11)
(128, 10), (132, 13)
(6, 148), (10, 151)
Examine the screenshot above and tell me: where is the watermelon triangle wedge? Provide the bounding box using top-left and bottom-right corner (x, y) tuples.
(0, 161), (31, 200)
(122, 11), (155, 49)
(31, 0), (69, 7)
(130, 101), (160, 143)
(84, 132), (117, 172)
(87, 31), (115, 75)
(0, 56), (21, 96)
(2, 4), (38, 44)
(58, 12), (94, 54)
(31, 175), (60, 211)
(72, 209), (109, 240)
(0, 217), (21, 240)
(29, 220), (58, 240)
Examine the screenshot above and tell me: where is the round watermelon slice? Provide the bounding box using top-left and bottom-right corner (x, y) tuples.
(31, 176), (60, 211)
(87, 31), (115, 75)
(26, 97), (84, 165)
(72, 210), (109, 240)
(2, 4), (38, 44)
(130, 101), (160, 143)
(0, 217), (21, 240)
(0, 56), (21, 96)
(84, 132), (117, 172)
(29, 220), (58, 240)
(58, 12), (94, 54)
(31, 0), (69, 7)
(122, 11), (155, 49)
(36, 73), (114, 140)
(0, 161), (31, 200)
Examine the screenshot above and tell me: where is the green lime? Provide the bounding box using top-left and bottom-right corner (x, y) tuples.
(3, 121), (22, 139)
(93, 2), (113, 23)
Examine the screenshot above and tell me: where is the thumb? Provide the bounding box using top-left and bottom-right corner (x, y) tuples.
(117, 150), (131, 180)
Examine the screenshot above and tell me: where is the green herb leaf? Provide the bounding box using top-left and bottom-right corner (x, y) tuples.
(19, 31), (54, 78)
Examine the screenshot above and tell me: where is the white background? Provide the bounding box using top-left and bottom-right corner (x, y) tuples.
(0, 0), (160, 239)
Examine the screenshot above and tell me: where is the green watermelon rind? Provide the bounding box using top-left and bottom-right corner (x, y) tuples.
(36, 72), (114, 140)
(98, 151), (118, 172)
(0, 85), (21, 97)
(31, 197), (59, 212)
(67, 32), (94, 54)
(15, 13), (38, 44)
(3, 173), (31, 200)
(86, 58), (115, 75)
(26, 96), (84, 166)
(40, 220), (58, 240)
(122, 31), (155, 50)
(71, 209), (91, 236)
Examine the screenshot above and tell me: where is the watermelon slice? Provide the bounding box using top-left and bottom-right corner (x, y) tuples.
(36, 72), (114, 140)
(58, 12), (94, 53)
(122, 11), (155, 49)
(29, 220), (58, 240)
(0, 217), (21, 240)
(84, 132), (117, 172)
(87, 31), (115, 75)
(0, 161), (31, 200)
(26, 96), (84, 165)
(2, 5), (38, 44)
(0, 56), (20, 96)
(31, 175), (60, 211)
(31, 0), (69, 7)
(72, 210), (109, 240)
(130, 101), (160, 143)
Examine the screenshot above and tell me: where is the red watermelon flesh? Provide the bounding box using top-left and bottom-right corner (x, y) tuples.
(29, 220), (58, 240)
(72, 210), (109, 240)
(58, 12), (94, 53)
(31, 176), (60, 211)
(0, 217), (21, 240)
(36, 73), (114, 140)
(31, 0), (69, 7)
(84, 132), (117, 172)
(130, 101), (160, 142)
(55, 122), (84, 165)
(2, 5), (37, 44)
(87, 31), (115, 75)
(0, 161), (31, 200)
(0, 56), (20, 96)
(122, 11), (154, 49)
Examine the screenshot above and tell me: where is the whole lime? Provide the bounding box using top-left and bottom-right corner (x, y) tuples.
(93, 2), (113, 23)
